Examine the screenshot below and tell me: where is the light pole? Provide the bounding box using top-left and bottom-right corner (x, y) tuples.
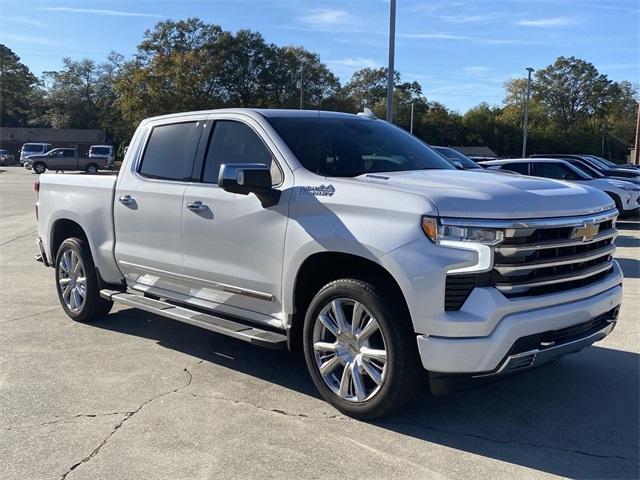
(522, 67), (534, 158)
(410, 102), (414, 134)
(386, 0), (396, 122)
(298, 62), (304, 109)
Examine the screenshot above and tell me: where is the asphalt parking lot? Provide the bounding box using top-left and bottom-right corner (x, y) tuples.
(1, 167), (638, 480)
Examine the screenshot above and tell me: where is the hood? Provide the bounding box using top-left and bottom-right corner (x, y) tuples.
(355, 170), (614, 219)
(589, 178), (640, 191)
(604, 175), (640, 186)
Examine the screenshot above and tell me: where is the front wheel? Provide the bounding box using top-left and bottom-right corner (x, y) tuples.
(303, 279), (422, 419)
(33, 162), (46, 174)
(55, 237), (112, 322)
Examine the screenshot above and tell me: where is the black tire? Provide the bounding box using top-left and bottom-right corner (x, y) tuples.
(54, 237), (112, 322)
(85, 164), (99, 174)
(302, 278), (422, 419)
(33, 162), (46, 174)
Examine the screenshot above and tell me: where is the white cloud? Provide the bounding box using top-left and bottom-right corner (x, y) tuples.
(516, 16), (580, 27)
(439, 13), (505, 23)
(298, 9), (353, 26)
(465, 66), (491, 77)
(327, 57), (379, 69)
(397, 32), (519, 45)
(6, 16), (45, 28)
(0, 33), (61, 46)
(38, 7), (163, 18)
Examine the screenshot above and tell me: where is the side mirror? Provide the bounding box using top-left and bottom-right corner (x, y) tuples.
(218, 163), (272, 195)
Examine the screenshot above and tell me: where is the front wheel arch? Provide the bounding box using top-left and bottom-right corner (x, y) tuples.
(289, 252), (411, 352)
(605, 192), (623, 213)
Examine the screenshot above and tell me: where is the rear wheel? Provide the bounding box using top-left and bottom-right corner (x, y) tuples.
(33, 162), (46, 174)
(85, 164), (99, 174)
(55, 237), (112, 322)
(303, 278), (421, 419)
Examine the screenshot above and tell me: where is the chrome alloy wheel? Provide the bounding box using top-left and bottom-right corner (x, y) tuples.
(57, 249), (87, 312)
(312, 298), (388, 403)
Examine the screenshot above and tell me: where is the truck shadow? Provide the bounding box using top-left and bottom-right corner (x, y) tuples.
(95, 309), (639, 479)
(616, 257), (640, 278)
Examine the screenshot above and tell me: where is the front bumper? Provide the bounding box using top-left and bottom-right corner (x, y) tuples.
(416, 263), (622, 374)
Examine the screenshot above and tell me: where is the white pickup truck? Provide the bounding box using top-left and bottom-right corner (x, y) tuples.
(35, 109), (623, 418)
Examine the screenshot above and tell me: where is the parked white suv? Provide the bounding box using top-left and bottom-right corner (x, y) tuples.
(88, 145), (115, 168)
(34, 109), (623, 418)
(20, 143), (52, 164)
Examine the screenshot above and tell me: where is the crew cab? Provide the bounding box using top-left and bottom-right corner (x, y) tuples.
(25, 148), (107, 174)
(34, 109), (623, 419)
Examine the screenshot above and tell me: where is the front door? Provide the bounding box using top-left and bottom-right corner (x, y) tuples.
(114, 117), (205, 294)
(182, 116), (291, 325)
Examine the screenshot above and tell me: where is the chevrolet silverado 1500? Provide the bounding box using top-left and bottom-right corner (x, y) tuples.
(35, 109), (623, 418)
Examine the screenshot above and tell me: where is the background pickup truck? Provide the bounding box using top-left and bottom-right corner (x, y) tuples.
(25, 147), (107, 174)
(35, 108), (623, 419)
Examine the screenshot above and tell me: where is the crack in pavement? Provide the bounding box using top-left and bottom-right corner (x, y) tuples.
(376, 420), (635, 463)
(59, 364), (196, 480)
(0, 307), (59, 325)
(40, 412), (132, 427)
(0, 229), (36, 246)
(175, 390), (345, 420)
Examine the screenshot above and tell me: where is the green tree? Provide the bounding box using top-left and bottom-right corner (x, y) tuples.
(42, 55), (122, 129)
(533, 56), (613, 131)
(0, 44), (41, 126)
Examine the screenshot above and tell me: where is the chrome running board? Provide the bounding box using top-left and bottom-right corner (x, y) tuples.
(100, 289), (287, 349)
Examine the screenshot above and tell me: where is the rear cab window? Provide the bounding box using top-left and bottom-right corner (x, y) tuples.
(138, 122), (202, 181)
(500, 163), (529, 175)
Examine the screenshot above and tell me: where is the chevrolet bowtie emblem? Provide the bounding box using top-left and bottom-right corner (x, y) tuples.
(572, 222), (599, 242)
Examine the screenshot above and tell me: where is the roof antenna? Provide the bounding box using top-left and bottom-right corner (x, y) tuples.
(357, 107), (377, 119)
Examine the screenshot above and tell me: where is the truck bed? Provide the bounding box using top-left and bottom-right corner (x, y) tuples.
(37, 173), (123, 284)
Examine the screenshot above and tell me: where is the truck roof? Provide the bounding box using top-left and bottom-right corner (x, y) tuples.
(143, 108), (365, 124)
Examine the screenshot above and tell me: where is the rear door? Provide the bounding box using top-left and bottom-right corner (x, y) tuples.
(181, 114), (292, 325)
(48, 149), (76, 169)
(114, 116), (206, 294)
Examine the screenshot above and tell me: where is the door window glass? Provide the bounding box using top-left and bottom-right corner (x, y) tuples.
(139, 122), (200, 181)
(202, 121), (281, 185)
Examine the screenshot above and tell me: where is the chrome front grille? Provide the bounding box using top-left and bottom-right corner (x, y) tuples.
(492, 213), (617, 297)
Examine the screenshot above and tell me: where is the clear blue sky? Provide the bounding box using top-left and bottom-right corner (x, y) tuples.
(1, 0), (638, 111)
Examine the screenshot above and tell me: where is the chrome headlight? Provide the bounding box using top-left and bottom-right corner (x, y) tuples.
(422, 217), (504, 273)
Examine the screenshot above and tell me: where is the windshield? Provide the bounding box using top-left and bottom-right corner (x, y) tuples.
(433, 147), (480, 169)
(581, 156), (610, 170)
(266, 116), (454, 177)
(566, 163), (594, 180)
(90, 147), (111, 155)
(23, 145), (44, 152)
(587, 155), (619, 168)
(569, 160), (604, 178)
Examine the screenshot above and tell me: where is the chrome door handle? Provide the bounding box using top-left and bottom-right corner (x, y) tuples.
(186, 201), (206, 211)
(118, 195), (135, 205)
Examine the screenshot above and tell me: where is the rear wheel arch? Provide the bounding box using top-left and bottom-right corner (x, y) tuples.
(288, 251), (412, 351)
(50, 219), (90, 264)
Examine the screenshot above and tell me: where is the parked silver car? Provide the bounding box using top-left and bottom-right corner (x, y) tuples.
(483, 158), (640, 215)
